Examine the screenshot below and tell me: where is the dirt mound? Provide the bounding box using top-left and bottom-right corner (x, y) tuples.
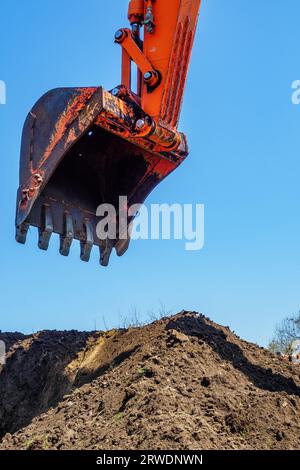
(0, 311), (300, 450)
(0, 332), (26, 351)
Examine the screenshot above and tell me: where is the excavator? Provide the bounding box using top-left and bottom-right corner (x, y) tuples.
(15, 0), (202, 266)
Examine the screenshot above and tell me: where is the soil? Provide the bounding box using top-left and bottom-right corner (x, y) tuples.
(0, 311), (300, 450)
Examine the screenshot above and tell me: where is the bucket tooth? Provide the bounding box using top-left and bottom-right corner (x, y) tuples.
(99, 241), (113, 267)
(38, 206), (53, 251)
(80, 220), (93, 262)
(16, 222), (30, 244)
(115, 237), (131, 257)
(60, 213), (74, 256)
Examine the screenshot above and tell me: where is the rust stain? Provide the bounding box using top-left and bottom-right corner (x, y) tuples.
(33, 87), (96, 172)
(19, 169), (45, 208)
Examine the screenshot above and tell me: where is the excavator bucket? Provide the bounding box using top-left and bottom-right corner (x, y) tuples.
(16, 85), (188, 266)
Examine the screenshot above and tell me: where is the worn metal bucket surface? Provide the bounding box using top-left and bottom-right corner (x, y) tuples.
(16, 86), (187, 265)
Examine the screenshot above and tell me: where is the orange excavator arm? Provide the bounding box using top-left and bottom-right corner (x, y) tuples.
(15, 1), (202, 266)
(118, 0), (201, 126)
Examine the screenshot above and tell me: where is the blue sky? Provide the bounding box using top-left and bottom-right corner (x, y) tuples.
(0, 0), (299, 346)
